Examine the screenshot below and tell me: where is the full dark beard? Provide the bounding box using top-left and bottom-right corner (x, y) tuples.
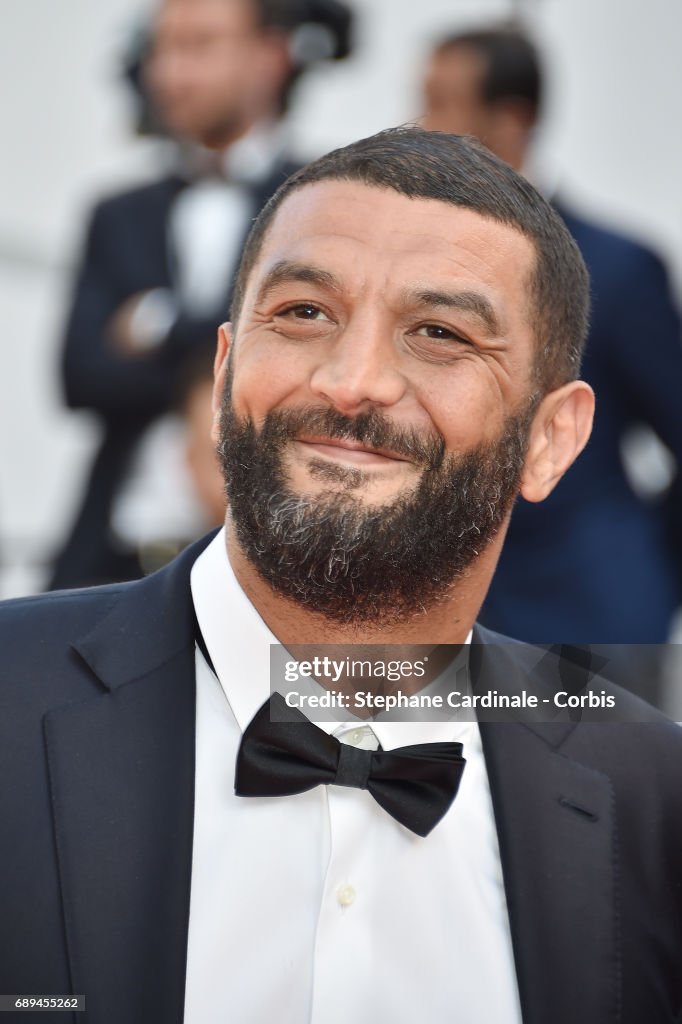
(217, 394), (534, 627)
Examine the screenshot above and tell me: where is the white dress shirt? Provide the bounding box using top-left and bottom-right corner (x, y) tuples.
(184, 529), (523, 1024)
(170, 122), (285, 317)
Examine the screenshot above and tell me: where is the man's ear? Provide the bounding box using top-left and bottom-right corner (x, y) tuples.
(520, 380), (595, 503)
(211, 322), (232, 443)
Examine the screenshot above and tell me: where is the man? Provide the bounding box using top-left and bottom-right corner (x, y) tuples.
(50, 0), (350, 589)
(1, 130), (680, 1023)
(422, 26), (682, 696)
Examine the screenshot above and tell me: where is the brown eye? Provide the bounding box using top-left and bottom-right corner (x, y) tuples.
(414, 324), (470, 344)
(286, 304), (329, 321)
(416, 324), (456, 340)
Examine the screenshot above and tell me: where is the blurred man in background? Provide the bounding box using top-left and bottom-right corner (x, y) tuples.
(50, 0), (352, 588)
(422, 24), (682, 700)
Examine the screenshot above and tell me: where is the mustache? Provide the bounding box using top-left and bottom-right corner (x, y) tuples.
(259, 406), (446, 470)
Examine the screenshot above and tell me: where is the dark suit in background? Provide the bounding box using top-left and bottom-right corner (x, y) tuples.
(482, 207), (682, 676)
(49, 159), (300, 590)
(1, 535), (681, 1023)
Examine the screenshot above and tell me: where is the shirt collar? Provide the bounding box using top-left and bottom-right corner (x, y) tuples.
(191, 528), (474, 749)
(191, 528), (278, 732)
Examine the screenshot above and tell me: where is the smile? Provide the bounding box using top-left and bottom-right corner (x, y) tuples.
(294, 436), (413, 467)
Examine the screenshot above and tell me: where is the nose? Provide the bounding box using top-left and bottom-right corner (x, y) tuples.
(308, 314), (408, 416)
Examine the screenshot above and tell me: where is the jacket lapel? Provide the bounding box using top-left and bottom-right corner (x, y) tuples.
(473, 632), (619, 1023)
(44, 539), (208, 1024)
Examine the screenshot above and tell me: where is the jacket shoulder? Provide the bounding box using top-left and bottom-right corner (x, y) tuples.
(0, 534), (211, 710)
(0, 582), (135, 707)
(474, 624), (677, 727)
(89, 176), (183, 222)
(556, 202), (666, 278)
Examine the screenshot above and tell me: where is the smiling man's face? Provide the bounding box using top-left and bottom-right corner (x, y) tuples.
(213, 179), (543, 622)
(224, 180), (537, 496)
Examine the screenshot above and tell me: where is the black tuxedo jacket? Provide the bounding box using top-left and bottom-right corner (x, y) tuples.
(50, 158), (301, 590)
(2, 536), (681, 1023)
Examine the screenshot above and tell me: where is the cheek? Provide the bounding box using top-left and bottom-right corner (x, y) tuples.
(213, 49), (259, 99)
(198, 63), (235, 102)
(229, 341), (313, 422)
(418, 375), (508, 450)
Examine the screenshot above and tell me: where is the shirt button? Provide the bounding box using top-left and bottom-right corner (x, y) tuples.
(336, 884), (356, 907)
(347, 730), (364, 746)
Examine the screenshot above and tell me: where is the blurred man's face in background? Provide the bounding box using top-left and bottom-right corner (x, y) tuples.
(146, 0), (288, 148)
(422, 44), (491, 139)
(422, 43), (533, 172)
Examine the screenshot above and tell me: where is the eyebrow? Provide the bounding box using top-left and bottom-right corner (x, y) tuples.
(406, 289), (503, 337)
(254, 260), (343, 306)
(254, 260), (503, 337)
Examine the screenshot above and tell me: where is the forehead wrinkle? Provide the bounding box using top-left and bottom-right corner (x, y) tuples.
(253, 259), (344, 306)
(402, 287), (504, 337)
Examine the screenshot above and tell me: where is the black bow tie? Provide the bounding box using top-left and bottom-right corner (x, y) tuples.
(235, 693), (466, 837)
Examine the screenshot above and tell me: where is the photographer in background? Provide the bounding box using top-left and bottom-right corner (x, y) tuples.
(50, 0), (352, 589)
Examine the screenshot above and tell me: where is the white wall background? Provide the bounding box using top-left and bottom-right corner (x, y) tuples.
(1, 0), (681, 594)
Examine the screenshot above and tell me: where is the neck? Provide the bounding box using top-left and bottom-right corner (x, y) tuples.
(225, 517), (504, 647)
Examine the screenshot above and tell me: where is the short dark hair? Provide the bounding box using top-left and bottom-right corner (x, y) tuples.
(435, 25), (542, 117)
(231, 127), (589, 392)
